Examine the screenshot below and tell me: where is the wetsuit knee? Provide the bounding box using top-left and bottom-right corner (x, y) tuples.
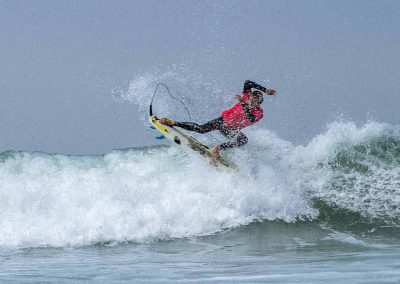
(237, 133), (248, 146)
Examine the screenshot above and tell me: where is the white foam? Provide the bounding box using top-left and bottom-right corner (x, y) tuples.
(1, 71), (398, 248)
(0, 143), (315, 248)
(1, 118), (398, 248)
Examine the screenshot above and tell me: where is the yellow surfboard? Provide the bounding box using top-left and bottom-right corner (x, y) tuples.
(149, 116), (238, 172)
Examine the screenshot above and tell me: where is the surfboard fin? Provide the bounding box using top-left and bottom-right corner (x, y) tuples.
(149, 125), (156, 129)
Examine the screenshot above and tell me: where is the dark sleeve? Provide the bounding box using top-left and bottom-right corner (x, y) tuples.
(219, 132), (248, 150)
(243, 80), (267, 93)
(240, 101), (256, 122)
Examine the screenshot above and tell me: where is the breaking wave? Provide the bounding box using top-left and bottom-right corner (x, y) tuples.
(0, 119), (399, 248)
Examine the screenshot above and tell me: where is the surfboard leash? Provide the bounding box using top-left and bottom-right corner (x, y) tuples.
(149, 83), (192, 122)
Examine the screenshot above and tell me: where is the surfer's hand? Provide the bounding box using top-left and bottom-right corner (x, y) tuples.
(265, 89), (277, 96)
(235, 95), (243, 102)
(211, 146), (221, 158)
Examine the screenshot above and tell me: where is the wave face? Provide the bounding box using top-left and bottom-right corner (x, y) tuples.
(319, 125), (400, 221)
(0, 120), (399, 248)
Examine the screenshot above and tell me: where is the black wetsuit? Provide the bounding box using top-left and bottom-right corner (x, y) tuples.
(174, 80), (267, 150)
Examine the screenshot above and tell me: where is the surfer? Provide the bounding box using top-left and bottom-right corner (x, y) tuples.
(160, 80), (276, 158)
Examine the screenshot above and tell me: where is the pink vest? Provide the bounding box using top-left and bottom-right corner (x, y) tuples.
(221, 92), (264, 129)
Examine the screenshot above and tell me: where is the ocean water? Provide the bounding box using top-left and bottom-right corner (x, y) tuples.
(1, 121), (399, 282)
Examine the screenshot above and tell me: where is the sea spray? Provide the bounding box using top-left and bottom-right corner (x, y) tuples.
(0, 140), (312, 248)
(1, 120), (399, 248)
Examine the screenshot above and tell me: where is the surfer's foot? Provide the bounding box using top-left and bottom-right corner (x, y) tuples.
(159, 118), (175, 126)
(211, 146), (221, 160)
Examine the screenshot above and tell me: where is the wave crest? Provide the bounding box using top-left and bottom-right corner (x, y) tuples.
(0, 120), (399, 247)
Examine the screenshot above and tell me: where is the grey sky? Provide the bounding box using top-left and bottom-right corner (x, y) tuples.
(1, 0), (399, 154)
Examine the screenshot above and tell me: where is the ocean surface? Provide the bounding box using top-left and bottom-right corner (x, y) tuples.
(0, 121), (399, 282)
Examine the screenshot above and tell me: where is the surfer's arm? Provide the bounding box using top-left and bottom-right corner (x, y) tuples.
(243, 80), (267, 93)
(240, 101), (257, 122)
(243, 80), (276, 96)
(218, 132), (248, 150)
(235, 94), (256, 122)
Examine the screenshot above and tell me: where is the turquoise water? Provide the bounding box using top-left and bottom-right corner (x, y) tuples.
(1, 222), (399, 282)
(0, 121), (399, 282)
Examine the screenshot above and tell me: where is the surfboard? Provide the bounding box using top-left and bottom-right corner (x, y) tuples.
(149, 116), (238, 171)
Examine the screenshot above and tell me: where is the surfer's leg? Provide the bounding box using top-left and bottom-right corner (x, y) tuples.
(236, 132), (249, 147)
(218, 132), (248, 150)
(175, 117), (223, 134)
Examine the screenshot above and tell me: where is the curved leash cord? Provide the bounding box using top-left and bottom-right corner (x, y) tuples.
(149, 83), (192, 122)
(150, 83), (220, 142)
